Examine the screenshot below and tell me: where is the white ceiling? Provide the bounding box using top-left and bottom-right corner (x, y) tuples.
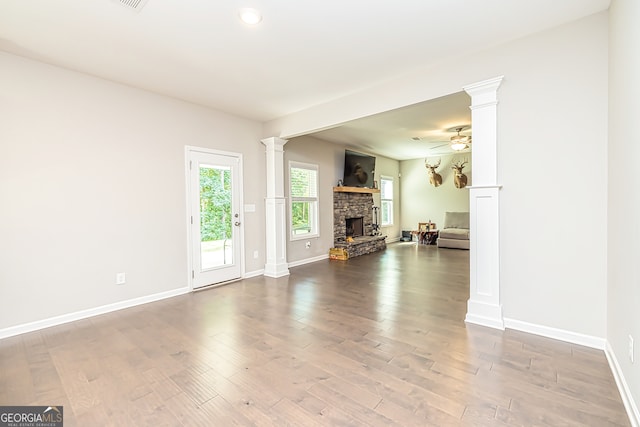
(0, 0), (610, 159)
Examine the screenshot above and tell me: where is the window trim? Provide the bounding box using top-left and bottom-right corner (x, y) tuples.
(289, 161), (320, 241)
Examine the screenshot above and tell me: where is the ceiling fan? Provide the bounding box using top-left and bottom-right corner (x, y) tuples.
(414, 125), (472, 152)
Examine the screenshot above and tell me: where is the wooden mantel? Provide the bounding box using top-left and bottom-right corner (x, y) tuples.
(333, 186), (380, 194)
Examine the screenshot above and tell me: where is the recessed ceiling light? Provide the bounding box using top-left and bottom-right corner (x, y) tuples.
(239, 8), (262, 25)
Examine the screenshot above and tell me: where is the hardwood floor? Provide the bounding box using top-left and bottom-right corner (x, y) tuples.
(0, 243), (630, 426)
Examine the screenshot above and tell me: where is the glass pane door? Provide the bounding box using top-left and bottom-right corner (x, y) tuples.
(199, 164), (232, 269)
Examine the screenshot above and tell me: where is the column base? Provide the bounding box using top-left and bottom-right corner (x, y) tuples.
(264, 262), (290, 278)
(465, 299), (504, 330)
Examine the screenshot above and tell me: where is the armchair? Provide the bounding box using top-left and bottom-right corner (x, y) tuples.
(437, 212), (469, 250)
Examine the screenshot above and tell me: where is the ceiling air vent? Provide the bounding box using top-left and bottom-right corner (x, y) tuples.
(112, 0), (150, 12)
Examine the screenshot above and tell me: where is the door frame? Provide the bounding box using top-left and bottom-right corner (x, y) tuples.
(185, 145), (245, 290)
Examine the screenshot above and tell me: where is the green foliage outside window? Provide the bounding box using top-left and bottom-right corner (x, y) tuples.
(200, 167), (232, 241)
(292, 201), (311, 234)
(381, 202), (391, 224)
(290, 166), (317, 235)
(381, 177), (393, 226)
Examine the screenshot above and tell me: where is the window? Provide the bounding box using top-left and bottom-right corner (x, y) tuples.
(380, 176), (393, 226)
(289, 162), (319, 239)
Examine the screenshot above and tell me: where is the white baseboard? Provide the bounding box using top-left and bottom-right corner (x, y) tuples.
(244, 268), (265, 278)
(606, 341), (640, 427)
(288, 254), (329, 268)
(503, 317), (606, 350)
(0, 286), (190, 340)
(1, 267), (267, 340)
(386, 236), (401, 243)
(466, 313), (506, 330)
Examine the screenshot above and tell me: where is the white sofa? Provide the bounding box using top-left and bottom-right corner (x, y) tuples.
(437, 212), (469, 250)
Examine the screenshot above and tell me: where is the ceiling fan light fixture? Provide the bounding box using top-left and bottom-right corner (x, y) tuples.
(450, 141), (468, 151)
(450, 127), (470, 151)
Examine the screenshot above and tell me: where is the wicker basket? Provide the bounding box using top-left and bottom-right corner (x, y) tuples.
(329, 248), (349, 260)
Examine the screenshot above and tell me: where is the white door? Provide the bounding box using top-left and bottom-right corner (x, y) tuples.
(187, 148), (242, 288)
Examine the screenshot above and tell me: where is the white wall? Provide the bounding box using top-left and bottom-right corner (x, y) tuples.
(284, 135), (400, 264)
(266, 12), (609, 339)
(400, 154), (471, 232)
(608, 0), (640, 419)
(0, 52), (265, 331)
(494, 13), (608, 338)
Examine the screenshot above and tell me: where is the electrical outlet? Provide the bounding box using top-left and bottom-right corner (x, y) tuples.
(629, 335), (634, 363)
(253, 250), (259, 259)
(116, 272), (126, 285)
(305, 241), (311, 249)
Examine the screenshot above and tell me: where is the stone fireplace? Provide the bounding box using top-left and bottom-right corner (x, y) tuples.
(333, 188), (386, 258)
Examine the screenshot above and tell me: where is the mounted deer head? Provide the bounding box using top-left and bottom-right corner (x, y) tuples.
(424, 158), (442, 187)
(452, 160), (468, 189)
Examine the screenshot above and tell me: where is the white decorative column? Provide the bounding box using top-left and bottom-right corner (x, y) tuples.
(261, 137), (290, 278)
(463, 76), (504, 330)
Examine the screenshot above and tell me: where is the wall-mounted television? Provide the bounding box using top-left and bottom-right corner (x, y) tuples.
(343, 149), (376, 188)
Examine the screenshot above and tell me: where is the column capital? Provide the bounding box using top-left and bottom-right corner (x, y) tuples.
(464, 76), (504, 108)
(463, 76), (504, 97)
(261, 137), (288, 150)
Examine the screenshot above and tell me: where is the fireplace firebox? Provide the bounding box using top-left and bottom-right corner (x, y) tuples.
(346, 217), (364, 238)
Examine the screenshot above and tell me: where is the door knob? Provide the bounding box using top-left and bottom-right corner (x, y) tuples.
(234, 221), (241, 226)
